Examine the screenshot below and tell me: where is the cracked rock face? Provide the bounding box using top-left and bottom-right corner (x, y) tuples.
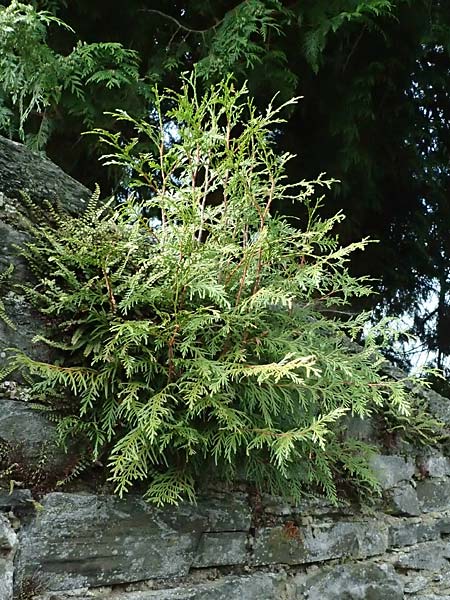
(0, 136), (89, 215)
(0, 513), (17, 600)
(294, 563), (403, 600)
(15, 492), (252, 591)
(0, 135), (91, 478)
(0, 134), (90, 368)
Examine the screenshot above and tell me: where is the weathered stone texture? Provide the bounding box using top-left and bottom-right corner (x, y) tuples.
(0, 513), (17, 600)
(0, 134), (90, 369)
(15, 492), (251, 591)
(252, 519), (388, 566)
(35, 573), (286, 600)
(417, 478), (450, 512)
(387, 483), (421, 516)
(0, 135), (89, 214)
(369, 454), (415, 490)
(293, 563), (403, 600)
(0, 397), (64, 469)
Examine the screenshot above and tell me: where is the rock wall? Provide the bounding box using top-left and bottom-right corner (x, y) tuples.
(3, 445), (450, 600)
(2, 136), (450, 599)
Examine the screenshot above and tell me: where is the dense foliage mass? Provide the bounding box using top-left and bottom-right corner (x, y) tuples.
(5, 77), (415, 505)
(1, 0), (450, 372)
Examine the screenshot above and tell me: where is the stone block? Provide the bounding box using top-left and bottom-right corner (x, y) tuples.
(387, 483), (421, 516)
(403, 574), (429, 594)
(0, 487), (33, 510)
(0, 513), (17, 600)
(0, 397), (70, 470)
(387, 484), (421, 516)
(421, 454), (450, 478)
(394, 541), (447, 571)
(192, 531), (248, 568)
(417, 478), (450, 512)
(389, 521), (419, 547)
(369, 454), (415, 490)
(294, 562), (403, 600)
(389, 519), (438, 548)
(34, 573), (286, 600)
(15, 491), (251, 592)
(437, 516), (450, 534)
(343, 415), (376, 442)
(252, 519), (388, 566)
(261, 494), (350, 518)
(424, 387), (450, 425)
(196, 493), (251, 531)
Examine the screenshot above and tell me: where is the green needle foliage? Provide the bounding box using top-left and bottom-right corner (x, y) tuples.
(9, 75), (413, 505)
(0, 1), (143, 148)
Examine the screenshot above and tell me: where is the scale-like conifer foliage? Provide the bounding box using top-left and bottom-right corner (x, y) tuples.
(9, 76), (413, 505)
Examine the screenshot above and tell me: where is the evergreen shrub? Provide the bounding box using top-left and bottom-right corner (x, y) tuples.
(8, 76), (414, 505)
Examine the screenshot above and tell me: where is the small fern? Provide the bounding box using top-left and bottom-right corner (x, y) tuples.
(0, 265), (16, 331)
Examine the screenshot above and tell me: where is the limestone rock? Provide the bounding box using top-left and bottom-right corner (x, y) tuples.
(0, 134), (90, 371)
(192, 532), (248, 568)
(0, 136), (89, 215)
(417, 478), (450, 513)
(0, 513), (17, 600)
(0, 397), (69, 470)
(386, 483), (421, 516)
(0, 487), (33, 510)
(252, 519), (388, 566)
(294, 562), (403, 600)
(389, 518), (438, 548)
(15, 492), (251, 592)
(423, 387), (450, 425)
(369, 454), (415, 490)
(420, 453), (450, 478)
(394, 541), (448, 571)
(35, 573), (286, 600)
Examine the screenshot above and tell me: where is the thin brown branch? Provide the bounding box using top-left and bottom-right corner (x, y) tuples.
(167, 324), (180, 382)
(102, 267), (117, 313)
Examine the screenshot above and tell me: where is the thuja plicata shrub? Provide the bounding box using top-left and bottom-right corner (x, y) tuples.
(6, 75), (419, 505)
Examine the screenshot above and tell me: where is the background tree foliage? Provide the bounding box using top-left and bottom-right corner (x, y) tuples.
(1, 0), (450, 374)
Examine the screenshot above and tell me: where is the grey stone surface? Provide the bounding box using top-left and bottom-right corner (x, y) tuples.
(369, 454), (415, 490)
(196, 493), (251, 531)
(192, 532), (248, 568)
(389, 519), (438, 548)
(0, 290), (51, 377)
(0, 487), (33, 510)
(403, 574), (429, 593)
(15, 492), (251, 592)
(0, 397), (69, 469)
(424, 387), (450, 425)
(294, 562), (403, 600)
(394, 541), (448, 571)
(414, 596), (448, 600)
(343, 415), (376, 442)
(0, 136), (89, 216)
(262, 494), (350, 517)
(421, 454), (450, 478)
(387, 483), (421, 516)
(35, 573), (286, 600)
(417, 478), (450, 512)
(0, 513), (17, 600)
(0, 134), (90, 372)
(252, 519), (387, 566)
(437, 515), (450, 534)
